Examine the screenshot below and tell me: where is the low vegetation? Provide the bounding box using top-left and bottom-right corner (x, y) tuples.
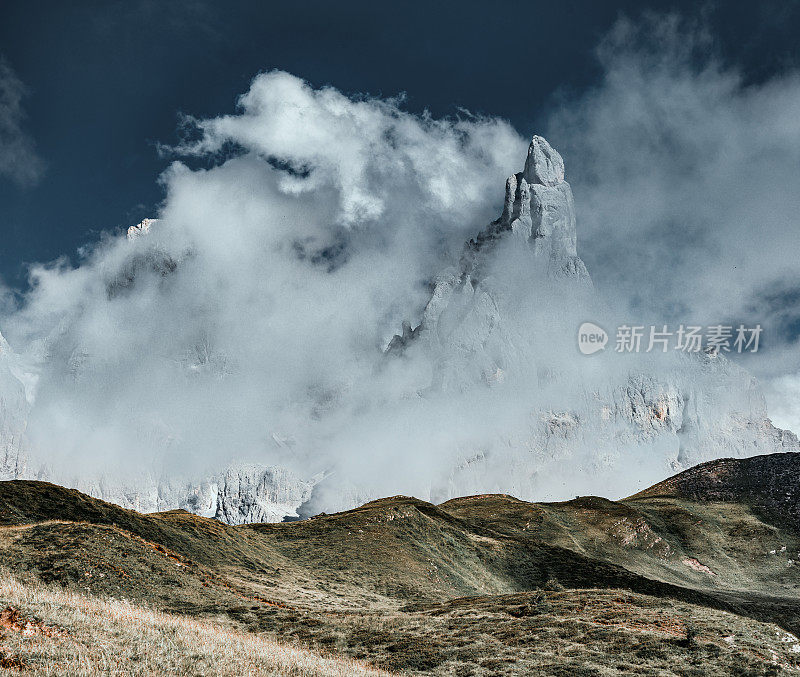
(0, 570), (385, 676)
(2, 452), (800, 674)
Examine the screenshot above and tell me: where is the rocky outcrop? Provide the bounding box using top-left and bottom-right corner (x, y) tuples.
(493, 136), (590, 281)
(126, 217), (158, 240)
(43, 464), (316, 524)
(461, 136), (589, 279)
(213, 464), (316, 524)
(387, 136), (591, 388)
(74, 464), (317, 523)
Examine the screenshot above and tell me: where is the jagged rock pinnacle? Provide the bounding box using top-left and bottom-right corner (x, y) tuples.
(523, 135), (565, 187)
(387, 134), (591, 373)
(126, 218), (158, 240)
(463, 135), (588, 280)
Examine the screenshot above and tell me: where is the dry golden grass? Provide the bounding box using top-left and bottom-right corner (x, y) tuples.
(0, 571), (388, 676)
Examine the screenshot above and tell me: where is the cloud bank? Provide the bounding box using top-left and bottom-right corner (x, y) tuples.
(546, 16), (800, 382)
(3, 16), (800, 504)
(3, 71), (527, 496)
(543, 16), (800, 431)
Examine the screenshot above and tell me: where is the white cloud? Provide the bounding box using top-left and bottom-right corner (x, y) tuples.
(3, 71), (526, 490)
(4, 15), (800, 506)
(0, 58), (45, 187)
(545, 15), (800, 382)
(765, 374), (800, 433)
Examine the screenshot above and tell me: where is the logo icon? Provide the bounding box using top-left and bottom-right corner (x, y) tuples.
(578, 322), (608, 355)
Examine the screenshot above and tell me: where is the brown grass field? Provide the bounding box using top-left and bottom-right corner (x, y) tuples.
(0, 569), (387, 676)
(2, 452), (800, 674)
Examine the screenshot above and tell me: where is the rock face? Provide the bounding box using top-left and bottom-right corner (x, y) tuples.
(412, 358), (799, 507)
(75, 464), (318, 523)
(460, 135), (591, 284)
(213, 464), (315, 524)
(126, 217), (157, 240)
(388, 136), (591, 390)
(23, 463), (315, 524)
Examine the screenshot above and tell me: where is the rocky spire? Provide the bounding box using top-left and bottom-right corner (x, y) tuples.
(522, 135), (565, 187)
(126, 218), (158, 240)
(460, 135), (590, 283)
(387, 135), (590, 358)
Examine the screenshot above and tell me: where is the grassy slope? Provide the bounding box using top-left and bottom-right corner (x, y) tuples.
(0, 569), (385, 676)
(1, 453), (800, 674)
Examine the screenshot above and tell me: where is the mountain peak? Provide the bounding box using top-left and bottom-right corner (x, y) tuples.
(467, 134), (589, 281)
(126, 218), (158, 240)
(522, 135), (565, 187)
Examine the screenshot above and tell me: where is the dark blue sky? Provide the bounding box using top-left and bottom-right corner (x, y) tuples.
(1, 0), (798, 289)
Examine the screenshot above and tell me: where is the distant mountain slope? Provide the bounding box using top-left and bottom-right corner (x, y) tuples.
(629, 451), (800, 529)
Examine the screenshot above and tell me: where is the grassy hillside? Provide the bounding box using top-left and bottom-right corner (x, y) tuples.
(0, 568), (384, 676)
(2, 453), (800, 674)
(630, 451), (800, 528)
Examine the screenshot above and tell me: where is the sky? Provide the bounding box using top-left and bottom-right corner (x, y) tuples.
(1, 0), (799, 289)
(1, 1), (800, 506)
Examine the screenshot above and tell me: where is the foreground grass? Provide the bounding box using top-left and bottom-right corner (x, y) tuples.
(2, 482), (800, 674)
(0, 571), (387, 676)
